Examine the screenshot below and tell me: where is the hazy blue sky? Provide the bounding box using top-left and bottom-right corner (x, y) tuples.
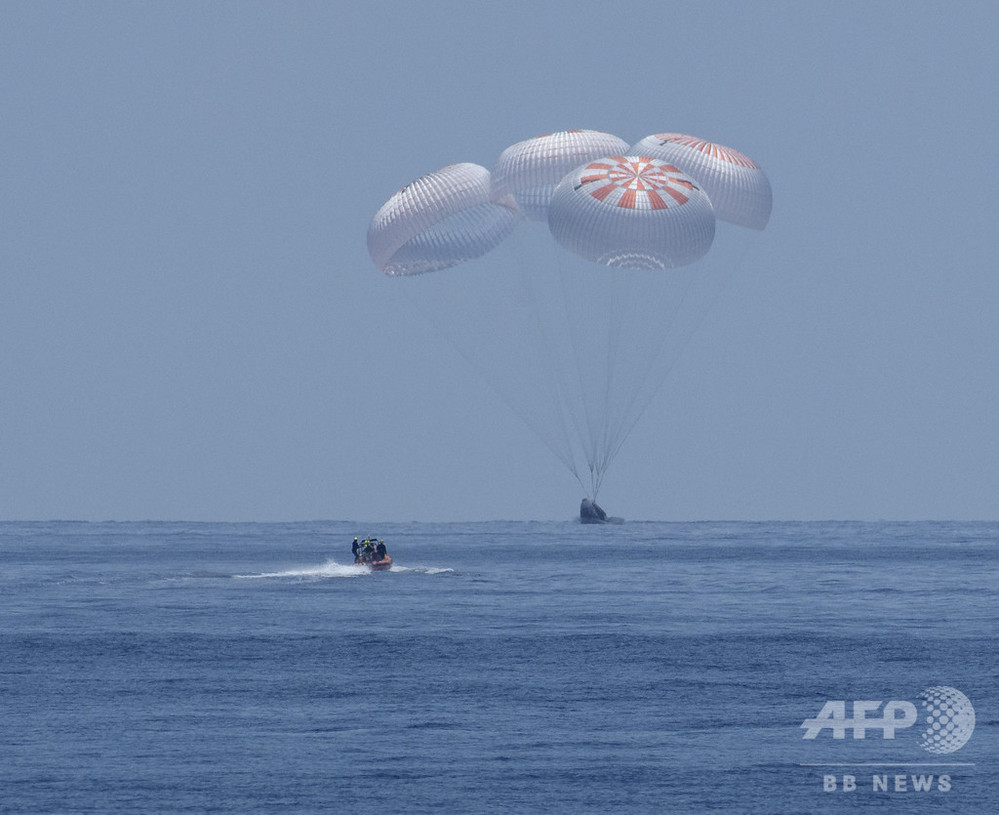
(3, 1), (997, 522)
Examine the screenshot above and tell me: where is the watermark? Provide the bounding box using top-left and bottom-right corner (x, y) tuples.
(798, 686), (976, 794)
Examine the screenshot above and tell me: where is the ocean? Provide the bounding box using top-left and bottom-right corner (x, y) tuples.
(2, 520), (995, 813)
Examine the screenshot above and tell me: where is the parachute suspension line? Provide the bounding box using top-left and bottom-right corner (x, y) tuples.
(588, 262), (622, 492)
(553, 244), (607, 491)
(562, 259), (686, 495)
(601, 230), (756, 472)
(574, 250), (718, 489)
(596, 257), (663, 482)
(425, 302), (583, 485)
(598, 265), (701, 477)
(387, 251), (587, 490)
(551, 247), (672, 497)
(509, 228), (587, 487)
(592, 260), (625, 489)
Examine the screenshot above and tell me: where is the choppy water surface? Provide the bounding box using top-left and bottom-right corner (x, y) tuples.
(2, 521), (995, 813)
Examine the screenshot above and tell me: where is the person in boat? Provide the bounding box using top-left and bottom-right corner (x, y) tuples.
(375, 540), (387, 560)
(358, 538), (376, 563)
(351, 537), (360, 558)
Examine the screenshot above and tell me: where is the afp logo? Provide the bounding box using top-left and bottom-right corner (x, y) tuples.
(802, 686), (975, 754)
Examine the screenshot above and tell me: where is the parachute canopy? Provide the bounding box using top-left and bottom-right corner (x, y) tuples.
(367, 162), (517, 276)
(490, 130), (631, 221)
(629, 134), (772, 230)
(548, 156), (715, 270)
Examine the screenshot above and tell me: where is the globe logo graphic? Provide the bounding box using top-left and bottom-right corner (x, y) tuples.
(919, 686), (975, 754)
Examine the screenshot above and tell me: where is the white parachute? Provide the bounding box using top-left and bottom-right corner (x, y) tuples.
(367, 162), (518, 276)
(367, 130), (771, 502)
(491, 130), (631, 221)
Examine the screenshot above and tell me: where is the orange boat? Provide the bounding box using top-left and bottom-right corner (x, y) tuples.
(353, 537), (392, 570)
(361, 555), (393, 571)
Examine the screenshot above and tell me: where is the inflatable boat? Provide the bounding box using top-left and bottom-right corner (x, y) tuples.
(357, 554), (393, 571)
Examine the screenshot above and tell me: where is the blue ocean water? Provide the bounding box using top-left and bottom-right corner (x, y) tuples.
(1, 520), (995, 813)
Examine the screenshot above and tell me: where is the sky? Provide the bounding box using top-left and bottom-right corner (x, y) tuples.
(2, 1), (998, 522)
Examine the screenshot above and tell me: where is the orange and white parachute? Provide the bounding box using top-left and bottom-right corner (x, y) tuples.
(547, 156), (715, 270)
(629, 134), (772, 230)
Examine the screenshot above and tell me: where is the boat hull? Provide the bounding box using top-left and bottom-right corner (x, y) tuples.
(355, 555), (392, 571)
